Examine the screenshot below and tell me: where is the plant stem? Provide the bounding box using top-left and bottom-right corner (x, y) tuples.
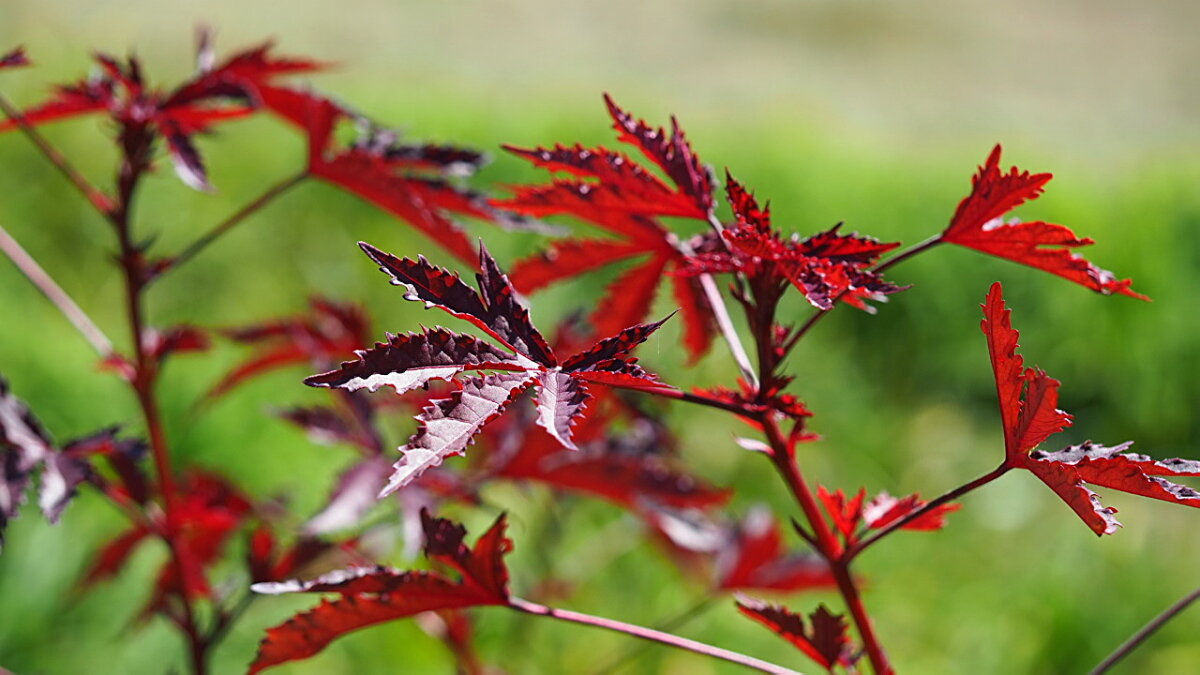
(167, 171), (307, 274)
(760, 415), (892, 674)
(508, 597), (801, 674)
(847, 463), (1009, 561)
(780, 234), (944, 354)
(0, 223), (114, 356)
(592, 596), (718, 675)
(655, 388), (755, 416)
(0, 92), (115, 214)
(112, 124), (208, 675)
(1090, 586), (1200, 675)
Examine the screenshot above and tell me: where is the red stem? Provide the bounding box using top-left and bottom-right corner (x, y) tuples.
(165, 171), (308, 274)
(508, 597), (801, 674)
(760, 416), (893, 674)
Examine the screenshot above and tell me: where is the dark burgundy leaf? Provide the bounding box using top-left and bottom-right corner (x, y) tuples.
(736, 598), (851, 672)
(532, 371), (591, 450)
(0, 47), (29, 70)
(305, 456), (393, 535)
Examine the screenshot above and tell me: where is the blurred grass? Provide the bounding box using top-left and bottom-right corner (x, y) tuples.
(0, 2), (1198, 673)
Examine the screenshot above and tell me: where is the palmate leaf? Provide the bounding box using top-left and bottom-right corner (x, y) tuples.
(497, 95), (718, 362)
(249, 512), (510, 673)
(943, 146), (1145, 299)
(982, 283), (1199, 534)
(736, 598), (852, 672)
(308, 243), (675, 495)
(684, 174), (903, 312)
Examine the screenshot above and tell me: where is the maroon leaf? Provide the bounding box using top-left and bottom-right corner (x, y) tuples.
(382, 373), (535, 496)
(304, 328), (525, 395)
(736, 598), (851, 672)
(249, 512), (510, 673)
(862, 492), (961, 532)
(943, 146), (1144, 299)
(82, 525), (151, 586)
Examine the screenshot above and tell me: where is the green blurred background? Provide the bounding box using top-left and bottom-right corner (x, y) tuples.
(0, 1), (1198, 673)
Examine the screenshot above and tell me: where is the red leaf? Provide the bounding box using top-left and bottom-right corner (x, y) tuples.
(716, 508), (836, 593)
(82, 525), (151, 586)
(982, 283), (1198, 535)
(498, 97), (719, 360)
(358, 243), (555, 366)
(671, 275), (715, 364)
(249, 574), (497, 674)
(943, 145), (1144, 299)
(862, 492), (961, 531)
(736, 598), (851, 672)
(817, 486), (865, 549)
(209, 298), (368, 398)
(250, 513), (511, 673)
(305, 328), (526, 395)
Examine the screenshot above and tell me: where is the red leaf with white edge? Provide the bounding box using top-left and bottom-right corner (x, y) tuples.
(359, 243), (555, 366)
(981, 284), (1197, 535)
(736, 598), (851, 672)
(571, 359), (676, 395)
(716, 508), (836, 593)
(863, 492), (961, 531)
(276, 406), (371, 450)
(305, 328), (525, 395)
(943, 145), (1144, 299)
(981, 282), (1073, 463)
(381, 373), (535, 496)
(603, 94), (713, 215)
(248, 575), (497, 674)
(533, 372), (591, 451)
(0, 47), (29, 69)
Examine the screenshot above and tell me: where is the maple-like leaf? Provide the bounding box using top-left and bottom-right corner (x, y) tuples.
(816, 485), (959, 555)
(981, 282), (1198, 534)
(942, 146), (1145, 299)
(306, 242), (676, 495)
(684, 174), (903, 312)
(736, 598), (852, 672)
(496, 95), (718, 362)
(0, 378), (145, 549)
(249, 511), (510, 673)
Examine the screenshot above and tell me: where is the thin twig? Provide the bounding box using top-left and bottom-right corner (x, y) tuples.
(508, 597), (800, 674)
(846, 463), (1009, 561)
(166, 171), (308, 274)
(0, 91), (115, 215)
(1090, 586), (1200, 675)
(0, 223), (114, 356)
(592, 596), (718, 675)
